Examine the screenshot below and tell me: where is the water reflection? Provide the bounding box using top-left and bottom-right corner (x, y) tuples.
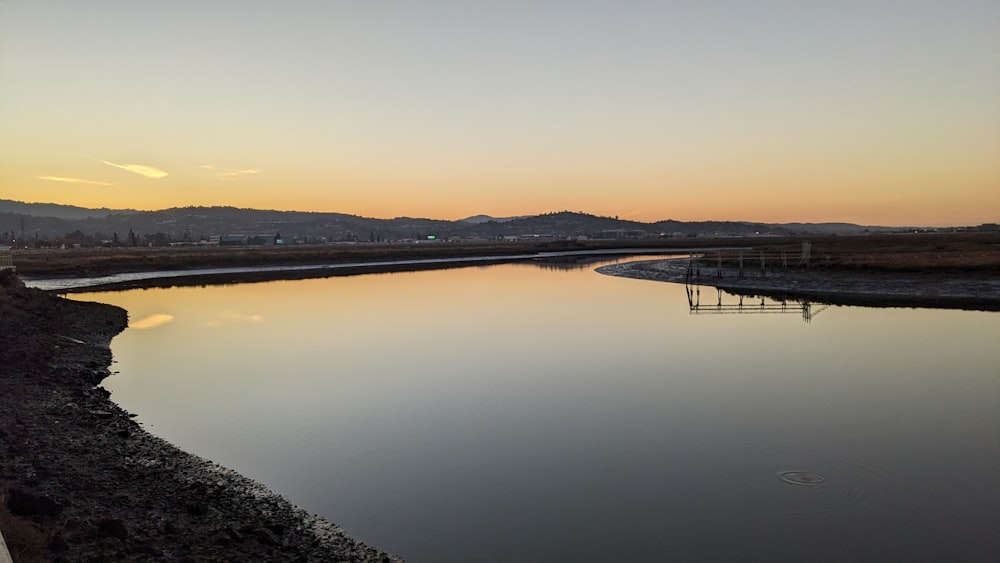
(128, 313), (175, 330)
(522, 255), (645, 271)
(686, 285), (831, 323)
(72, 259), (1000, 562)
(24, 250), (688, 292)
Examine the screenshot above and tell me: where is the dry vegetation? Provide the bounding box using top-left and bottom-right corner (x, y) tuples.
(709, 232), (1000, 274)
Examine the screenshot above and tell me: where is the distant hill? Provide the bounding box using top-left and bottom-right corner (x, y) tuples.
(0, 199), (130, 220)
(776, 222), (899, 235)
(459, 214), (525, 224)
(0, 198), (936, 246)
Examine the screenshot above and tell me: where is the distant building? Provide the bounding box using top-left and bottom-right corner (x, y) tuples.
(0, 250), (13, 272)
(209, 234), (282, 246)
(599, 229), (648, 239)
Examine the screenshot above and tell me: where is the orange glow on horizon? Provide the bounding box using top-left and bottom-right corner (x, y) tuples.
(14, 177), (998, 228)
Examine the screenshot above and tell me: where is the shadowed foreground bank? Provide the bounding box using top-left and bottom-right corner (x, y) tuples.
(0, 276), (400, 562)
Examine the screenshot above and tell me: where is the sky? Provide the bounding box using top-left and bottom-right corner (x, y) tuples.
(1, 1), (998, 226)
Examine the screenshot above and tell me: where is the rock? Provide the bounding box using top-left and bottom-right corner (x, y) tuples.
(48, 532), (70, 553)
(186, 502), (208, 516)
(7, 487), (64, 517)
(97, 518), (128, 540)
(254, 526), (282, 546)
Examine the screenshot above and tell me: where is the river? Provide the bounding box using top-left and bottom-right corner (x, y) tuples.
(71, 256), (1000, 562)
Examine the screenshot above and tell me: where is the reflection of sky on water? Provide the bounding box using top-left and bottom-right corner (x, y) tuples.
(205, 311), (265, 327)
(72, 259), (1000, 562)
(128, 313), (174, 330)
(22, 249), (704, 292)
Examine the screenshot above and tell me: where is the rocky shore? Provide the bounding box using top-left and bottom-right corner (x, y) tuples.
(597, 257), (1000, 311)
(0, 274), (401, 562)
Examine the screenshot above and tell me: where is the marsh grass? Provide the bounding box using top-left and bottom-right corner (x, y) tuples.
(709, 233), (1000, 274)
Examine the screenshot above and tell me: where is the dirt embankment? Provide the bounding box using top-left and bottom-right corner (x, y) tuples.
(0, 274), (400, 562)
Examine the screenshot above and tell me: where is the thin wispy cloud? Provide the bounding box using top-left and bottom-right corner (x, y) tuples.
(200, 164), (261, 179)
(36, 176), (113, 186)
(103, 160), (169, 179)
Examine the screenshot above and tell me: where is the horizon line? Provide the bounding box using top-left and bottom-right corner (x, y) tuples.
(0, 197), (993, 229)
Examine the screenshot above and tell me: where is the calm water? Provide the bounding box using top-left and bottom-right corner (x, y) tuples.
(75, 258), (1000, 562)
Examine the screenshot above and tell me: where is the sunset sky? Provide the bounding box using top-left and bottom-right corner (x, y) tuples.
(2, 1), (997, 226)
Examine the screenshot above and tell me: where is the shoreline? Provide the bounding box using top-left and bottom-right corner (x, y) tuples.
(0, 280), (401, 561)
(597, 258), (1000, 311)
(23, 248), (708, 294)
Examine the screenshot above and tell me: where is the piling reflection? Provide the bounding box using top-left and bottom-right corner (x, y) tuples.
(685, 284), (830, 323)
(523, 255), (659, 271)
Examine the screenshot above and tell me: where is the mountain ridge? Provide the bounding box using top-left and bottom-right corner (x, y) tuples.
(0, 199), (943, 246)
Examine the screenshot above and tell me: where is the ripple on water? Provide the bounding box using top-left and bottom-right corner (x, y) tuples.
(745, 444), (889, 522)
(779, 471), (826, 485)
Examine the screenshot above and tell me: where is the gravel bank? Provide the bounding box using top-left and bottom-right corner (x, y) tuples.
(0, 279), (401, 562)
(597, 258), (1000, 311)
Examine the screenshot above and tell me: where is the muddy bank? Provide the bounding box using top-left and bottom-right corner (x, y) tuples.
(0, 280), (401, 561)
(597, 258), (1000, 311)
